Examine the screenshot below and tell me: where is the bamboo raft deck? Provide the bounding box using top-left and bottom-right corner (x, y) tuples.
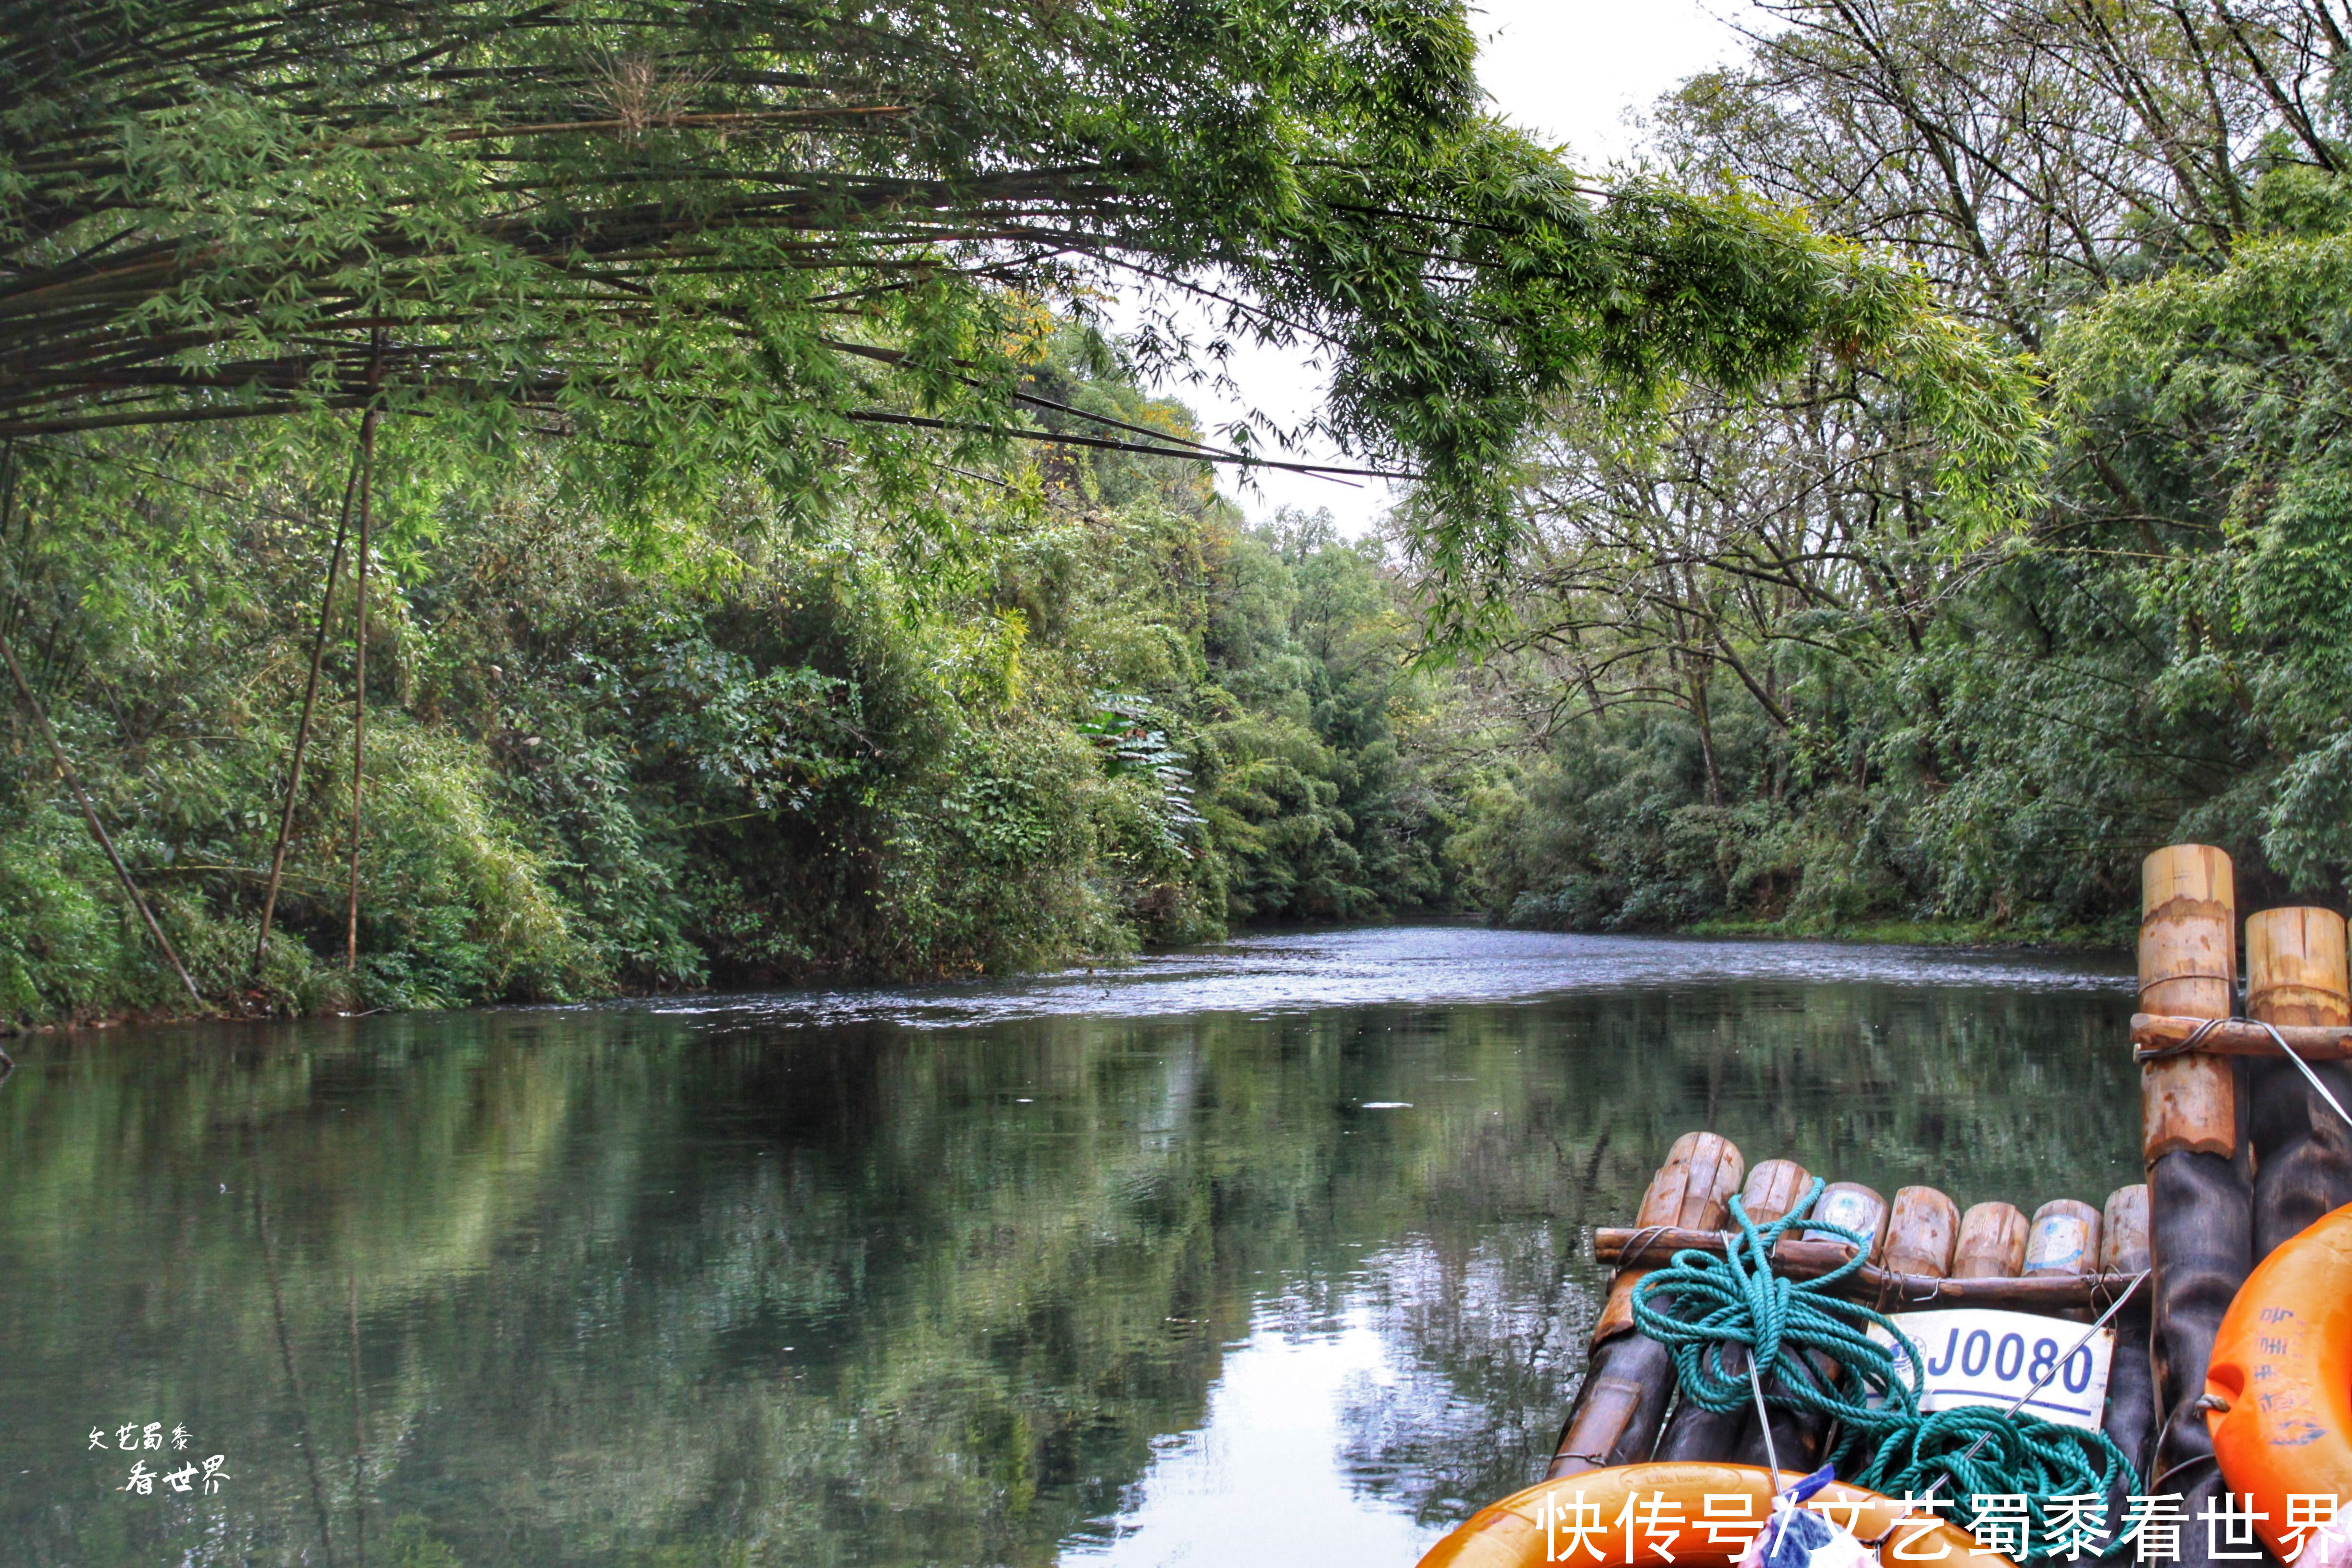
(1547, 844), (2352, 1562)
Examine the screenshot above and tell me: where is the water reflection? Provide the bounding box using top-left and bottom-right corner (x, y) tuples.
(1075, 1308), (1432, 1566)
(0, 929), (2137, 1566)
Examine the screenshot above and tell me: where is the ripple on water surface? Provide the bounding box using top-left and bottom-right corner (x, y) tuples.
(616, 925), (2135, 1031)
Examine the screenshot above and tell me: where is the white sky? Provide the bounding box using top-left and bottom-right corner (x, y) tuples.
(1134, 0), (1759, 536)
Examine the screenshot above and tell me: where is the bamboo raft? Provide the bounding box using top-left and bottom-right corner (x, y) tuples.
(1545, 844), (2352, 1567)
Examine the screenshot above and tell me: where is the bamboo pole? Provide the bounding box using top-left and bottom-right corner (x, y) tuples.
(2099, 1183), (2158, 1527)
(1736, 1159), (1812, 1227)
(2244, 906), (2352, 1262)
(252, 449), (359, 974)
(2025, 1197), (2103, 1324)
(1951, 1201), (2027, 1279)
(2141, 846), (2239, 1159)
(1547, 1132), (1744, 1479)
(1741, 1182), (1888, 1474)
(344, 345), (382, 975)
(0, 623), (201, 1004)
(1882, 1186), (1959, 1278)
(1592, 1226), (2147, 1309)
(2140, 845), (2249, 1568)
(2245, 908), (2347, 1022)
(1799, 1181), (1890, 1256)
(2130, 1014), (2352, 1057)
(1652, 1159), (1810, 1463)
(2025, 1199), (2102, 1277)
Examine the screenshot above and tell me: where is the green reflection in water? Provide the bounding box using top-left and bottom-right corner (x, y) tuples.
(0, 948), (2137, 1567)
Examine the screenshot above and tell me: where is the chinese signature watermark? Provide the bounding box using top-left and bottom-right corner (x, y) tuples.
(88, 1421), (231, 1497)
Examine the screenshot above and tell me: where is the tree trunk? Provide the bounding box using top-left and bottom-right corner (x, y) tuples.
(1690, 665), (1722, 807)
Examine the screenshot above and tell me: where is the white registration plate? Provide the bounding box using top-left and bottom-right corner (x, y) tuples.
(1866, 1308), (2114, 1431)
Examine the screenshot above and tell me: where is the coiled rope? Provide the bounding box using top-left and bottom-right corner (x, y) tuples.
(1629, 1181), (2137, 1552)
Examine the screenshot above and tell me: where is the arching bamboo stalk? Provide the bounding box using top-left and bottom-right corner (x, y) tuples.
(252, 446), (360, 974)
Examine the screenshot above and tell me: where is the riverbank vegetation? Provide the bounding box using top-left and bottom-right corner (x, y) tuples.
(11, 0), (2352, 1023)
(1, 335), (1488, 1017)
(1445, 0), (2352, 948)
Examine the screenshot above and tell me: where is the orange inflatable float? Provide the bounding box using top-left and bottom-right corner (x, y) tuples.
(2207, 1201), (2352, 1564)
(1414, 1462), (2014, 1568)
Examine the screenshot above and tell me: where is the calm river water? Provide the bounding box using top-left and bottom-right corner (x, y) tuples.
(0, 927), (2140, 1567)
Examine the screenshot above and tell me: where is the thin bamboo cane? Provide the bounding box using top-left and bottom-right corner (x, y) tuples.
(0, 440), (199, 1001)
(344, 340), (382, 975)
(252, 445), (359, 974)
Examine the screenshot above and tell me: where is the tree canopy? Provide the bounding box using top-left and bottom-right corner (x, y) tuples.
(1457, 0), (2352, 939)
(2, 0), (2021, 568)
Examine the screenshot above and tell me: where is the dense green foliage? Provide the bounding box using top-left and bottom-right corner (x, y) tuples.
(0, 0), (2049, 1023)
(1459, 0), (2352, 944)
(28, 0), (2352, 1012)
(0, 342), (1461, 1020)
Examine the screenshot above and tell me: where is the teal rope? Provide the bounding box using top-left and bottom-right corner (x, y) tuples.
(1629, 1181), (2138, 1557)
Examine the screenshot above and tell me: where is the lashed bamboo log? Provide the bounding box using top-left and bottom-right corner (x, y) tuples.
(2131, 1014), (2352, 1057)
(1951, 1201), (2027, 1279)
(2141, 845), (2250, 1568)
(2026, 1197), (2103, 1323)
(2099, 1183), (2158, 1530)
(1882, 1186), (1959, 1278)
(1741, 1183), (1888, 1474)
(1737, 1159), (1813, 1226)
(1651, 1159), (1810, 1463)
(2141, 846), (2238, 1159)
(1548, 1133), (1743, 1479)
(2026, 1199), (2101, 1277)
(2103, 1184), (2152, 1274)
(2245, 906), (2352, 1262)
(1799, 1181), (1891, 1255)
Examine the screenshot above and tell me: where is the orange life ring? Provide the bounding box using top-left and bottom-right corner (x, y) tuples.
(2207, 1200), (2352, 1560)
(1414, 1462), (2015, 1568)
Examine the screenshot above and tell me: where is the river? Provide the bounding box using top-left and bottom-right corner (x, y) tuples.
(0, 926), (2140, 1567)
